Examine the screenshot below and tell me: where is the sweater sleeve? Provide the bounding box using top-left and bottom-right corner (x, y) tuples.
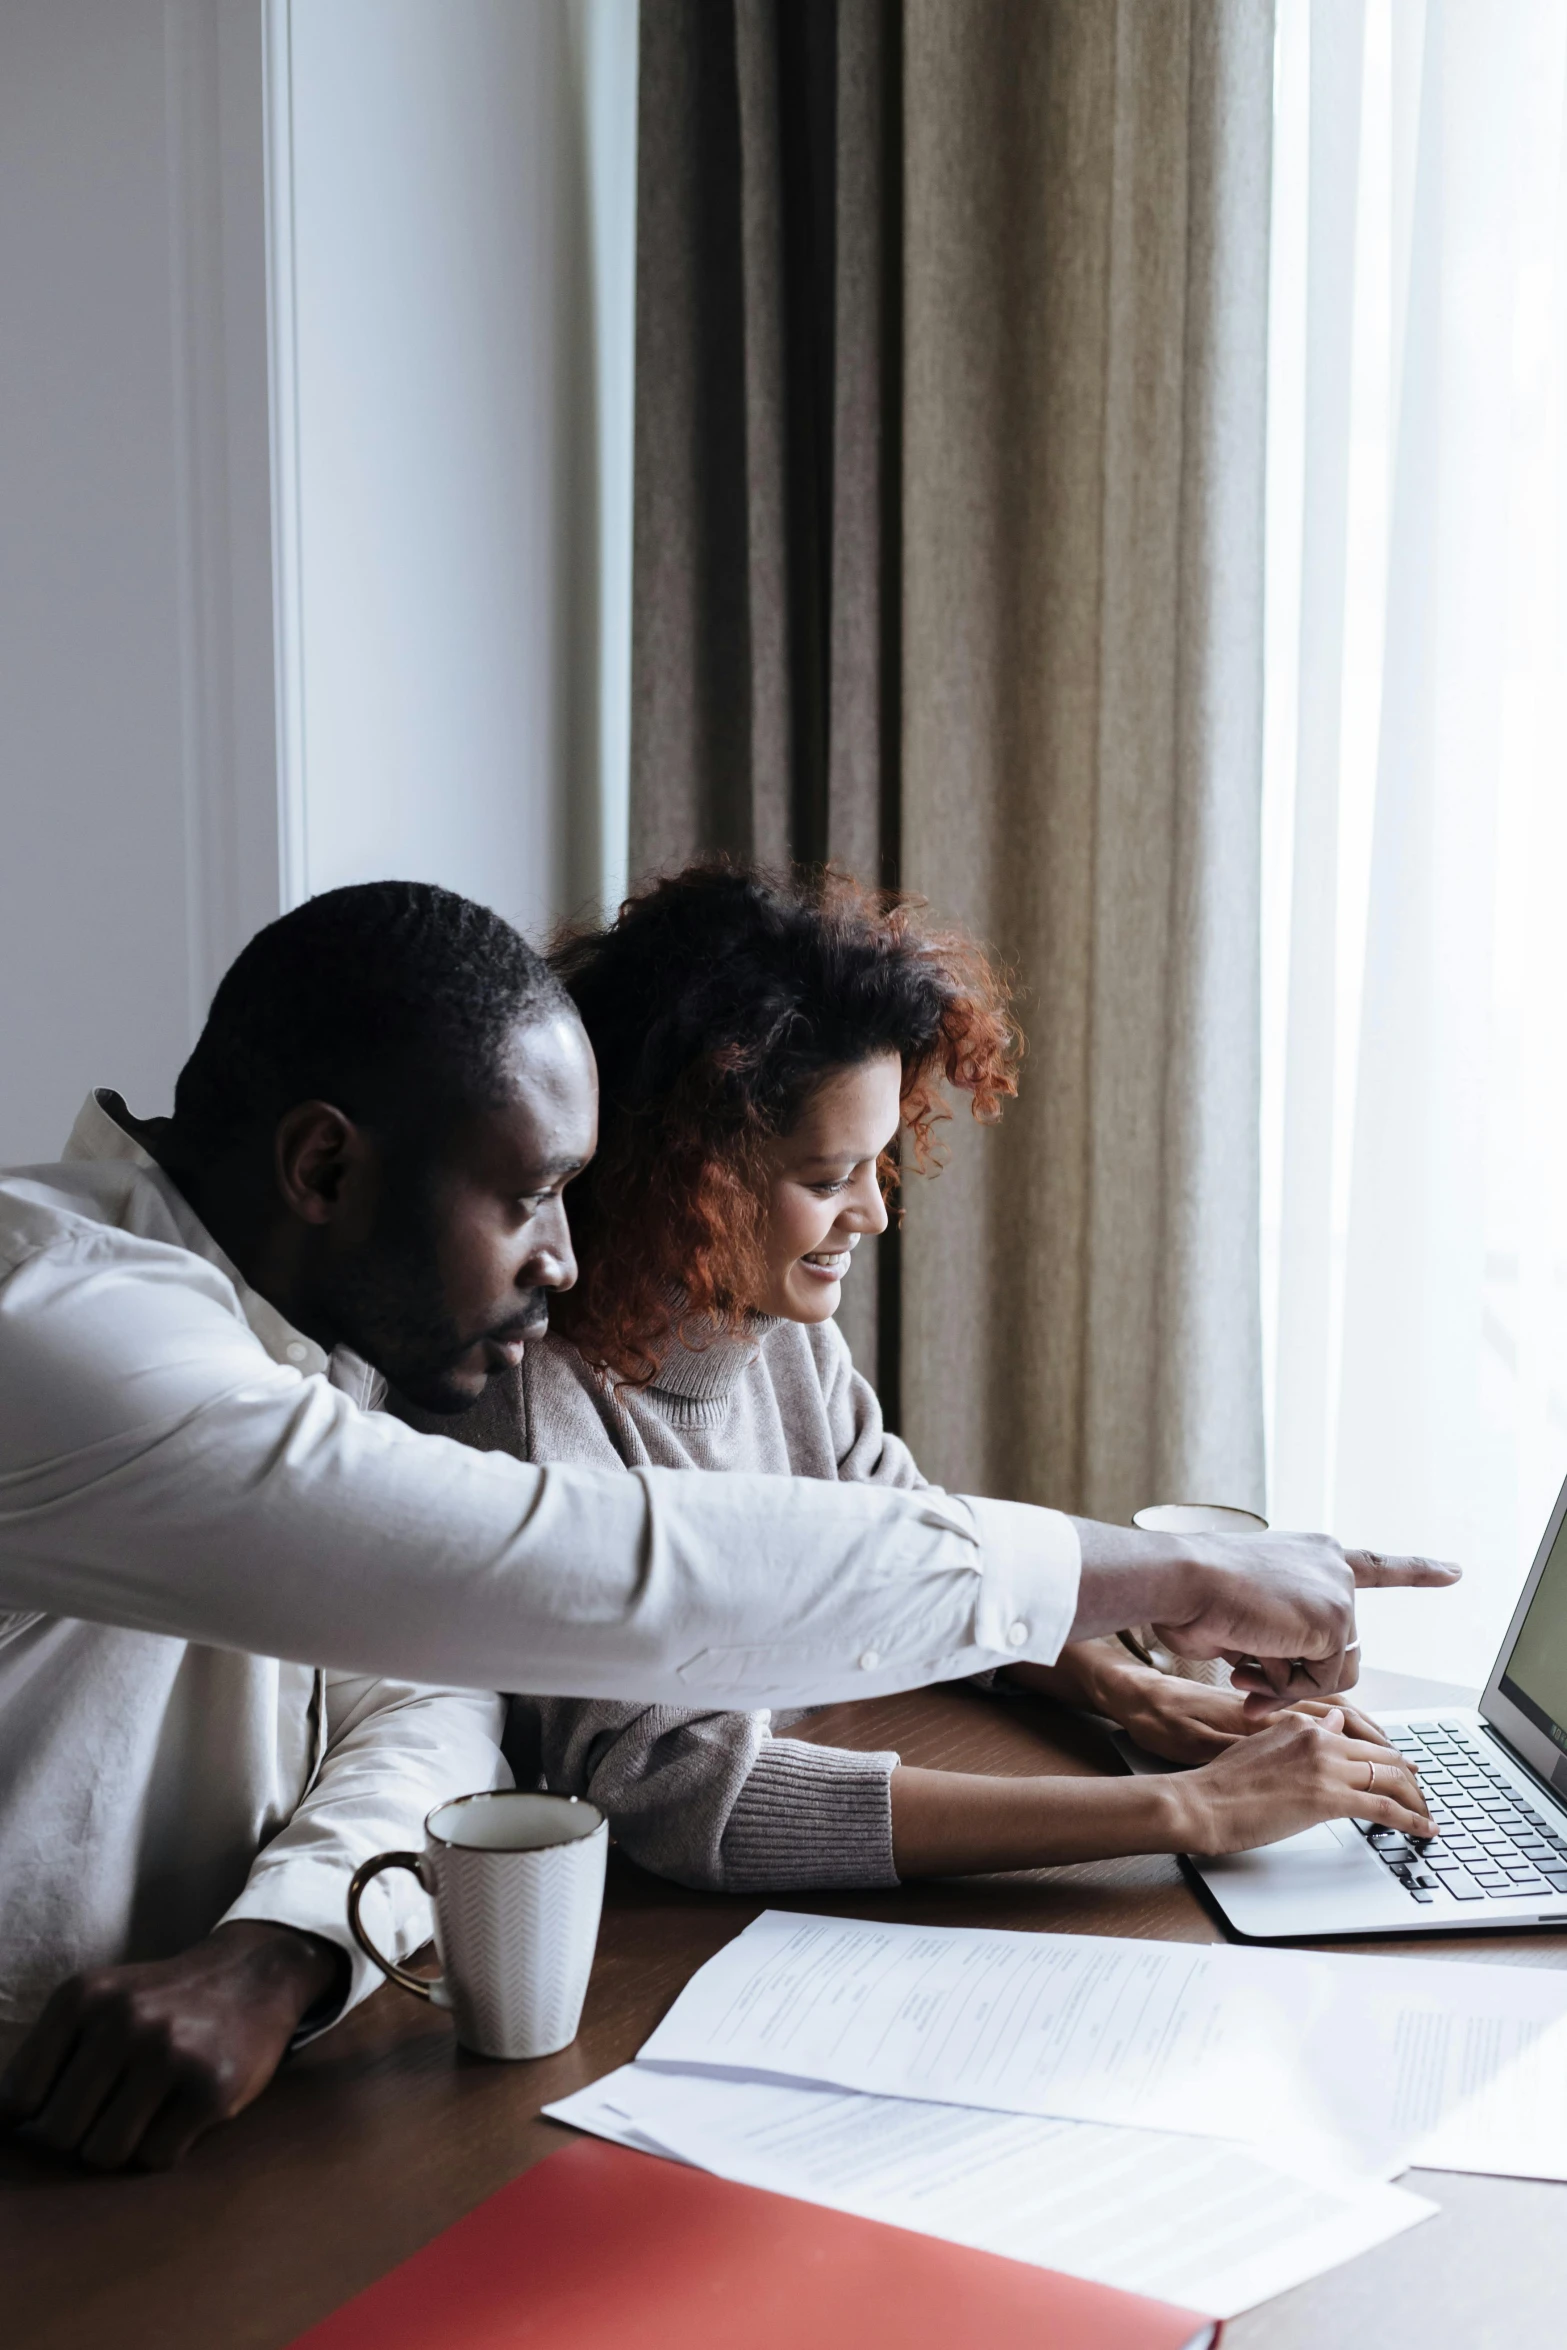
(516, 1694), (900, 1893)
(811, 1320), (928, 1489)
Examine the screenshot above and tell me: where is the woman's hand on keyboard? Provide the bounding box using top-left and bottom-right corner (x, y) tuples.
(1168, 1707), (1433, 1856)
(888, 1704), (1425, 1877)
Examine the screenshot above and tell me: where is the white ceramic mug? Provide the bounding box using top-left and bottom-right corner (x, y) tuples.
(347, 1789), (608, 2060)
(1131, 1501), (1270, 1686)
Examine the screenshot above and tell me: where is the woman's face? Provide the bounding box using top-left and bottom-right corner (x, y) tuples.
(753, 1053), (902, 1323)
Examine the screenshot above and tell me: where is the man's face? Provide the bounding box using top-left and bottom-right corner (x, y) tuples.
(322, 1012), (598, 1413)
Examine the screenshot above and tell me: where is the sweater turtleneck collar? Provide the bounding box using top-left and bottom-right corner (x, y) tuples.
(643, 1311), (782, 1419)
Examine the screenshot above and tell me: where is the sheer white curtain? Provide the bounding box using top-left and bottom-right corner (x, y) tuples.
(1263, 0), (1567, 1682)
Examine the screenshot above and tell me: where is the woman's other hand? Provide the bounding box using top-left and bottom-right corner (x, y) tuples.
(1010, 1639), (1397, 1766)
(1112, 1675), (1398, 1767)
(1109, 1670), (1256, 1763)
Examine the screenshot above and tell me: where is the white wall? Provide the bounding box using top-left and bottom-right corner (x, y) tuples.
(275, 0), (636, 940)
(0, 0), (282, 1163)
(0, 0), (636, 1164)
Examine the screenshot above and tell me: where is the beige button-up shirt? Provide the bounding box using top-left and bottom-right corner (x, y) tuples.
(0, 1097), (510, 2026)
(0, 1094), (1081, 2021)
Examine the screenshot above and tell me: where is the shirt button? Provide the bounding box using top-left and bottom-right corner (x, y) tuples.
(285, 1342), (309, 1364)
(1007, 1620), (1030, 1648)
(859, 1649), (881, 1672)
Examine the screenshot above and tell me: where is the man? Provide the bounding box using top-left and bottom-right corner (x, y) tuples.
(0, 884), (1454, 2169)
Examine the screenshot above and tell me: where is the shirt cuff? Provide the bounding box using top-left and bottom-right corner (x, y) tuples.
(716, 1739), (901, 1891)
(962, 1495), (1081, 1668)
(219, 1855), (429, 2041)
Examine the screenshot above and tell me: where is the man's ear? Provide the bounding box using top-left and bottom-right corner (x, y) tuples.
(273, 1101), (367, 1227)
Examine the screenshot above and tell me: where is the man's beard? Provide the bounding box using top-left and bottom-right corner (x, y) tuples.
(319, 1171), (546, 1415)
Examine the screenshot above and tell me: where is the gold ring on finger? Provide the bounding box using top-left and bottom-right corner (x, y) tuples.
(1364, 1758), (1377, 1794)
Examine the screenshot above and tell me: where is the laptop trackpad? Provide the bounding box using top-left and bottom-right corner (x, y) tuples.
(1203, 1817), (1372, 1880)
(1246, 1821), (1358, 1858)
(1196, 1813), (1402, 1936)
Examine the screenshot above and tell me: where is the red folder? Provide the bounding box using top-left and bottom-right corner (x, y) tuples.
(288, 2135), (1219, 2349)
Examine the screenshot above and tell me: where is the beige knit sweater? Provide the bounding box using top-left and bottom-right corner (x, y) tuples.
(395, 1316), (919, 1890)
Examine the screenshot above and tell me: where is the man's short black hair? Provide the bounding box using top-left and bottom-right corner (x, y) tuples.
(172, 881), (570, 1158)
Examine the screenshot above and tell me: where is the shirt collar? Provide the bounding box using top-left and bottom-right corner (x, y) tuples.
(65, 1089), (333, 1382)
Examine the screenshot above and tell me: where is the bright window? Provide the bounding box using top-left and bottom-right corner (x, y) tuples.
(1262, 0), (1567, 1681)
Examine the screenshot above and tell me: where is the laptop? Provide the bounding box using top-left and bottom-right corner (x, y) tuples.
(1119, 1470), (1567, 1940)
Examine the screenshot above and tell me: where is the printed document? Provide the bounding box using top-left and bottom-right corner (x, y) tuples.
(637, 1910), (1567, 2179)
(1352, 1953), (1567, 2183)
(545, 2066), (1435, 2319)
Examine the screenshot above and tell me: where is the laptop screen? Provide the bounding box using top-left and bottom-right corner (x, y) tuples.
(1499, 1507), (1567, 1760)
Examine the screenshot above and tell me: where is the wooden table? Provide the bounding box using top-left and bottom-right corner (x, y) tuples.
(6, 1672), (1565, 2349)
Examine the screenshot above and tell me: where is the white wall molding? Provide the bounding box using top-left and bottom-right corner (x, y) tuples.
(261, 0), (310, 911)
(164, 0), (287, 1018)
(573, 0), (638, 923)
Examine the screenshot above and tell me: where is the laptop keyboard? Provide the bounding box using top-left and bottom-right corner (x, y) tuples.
(1357, 1720), (1567, 1904)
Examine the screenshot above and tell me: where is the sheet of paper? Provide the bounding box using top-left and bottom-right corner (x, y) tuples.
(636, 1909), (1402, 2173)
(545, 2065), (1435, 2320)
(1350, 1955), (1567, 2183)
(637, 1910), (1567, 2180)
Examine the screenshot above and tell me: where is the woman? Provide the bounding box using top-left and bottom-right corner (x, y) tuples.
(398, 864), (1426, 1889)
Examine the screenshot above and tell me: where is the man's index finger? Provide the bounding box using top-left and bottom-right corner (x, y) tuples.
(1346, 1550), (1462, 1588)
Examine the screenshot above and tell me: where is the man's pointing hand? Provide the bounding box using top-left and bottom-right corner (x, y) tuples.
(1070, 1521), (1460, 1718)
(1161, 1538), (1461, 1717)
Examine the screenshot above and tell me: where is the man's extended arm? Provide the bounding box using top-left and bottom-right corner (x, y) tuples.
(0, 1244), (1454, 1703)
(0, 1236), (1064, 1696)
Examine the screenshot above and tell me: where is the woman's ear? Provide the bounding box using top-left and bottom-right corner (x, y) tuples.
(272, 1101), (366, 1227)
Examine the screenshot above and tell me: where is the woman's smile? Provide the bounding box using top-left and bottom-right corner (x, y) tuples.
(797, 1242), (857, 1282)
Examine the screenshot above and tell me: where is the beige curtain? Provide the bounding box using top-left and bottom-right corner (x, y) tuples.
(630, 0), (1272, 1524)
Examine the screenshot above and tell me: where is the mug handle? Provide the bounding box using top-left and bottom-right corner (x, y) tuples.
(346, 1850), (452, 2007)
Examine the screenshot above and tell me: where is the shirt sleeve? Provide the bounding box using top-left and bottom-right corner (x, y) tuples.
(0, 1235), (1081, 1704)
(219, 1675), (509, 2032)
(519, 1695), (900, 1894)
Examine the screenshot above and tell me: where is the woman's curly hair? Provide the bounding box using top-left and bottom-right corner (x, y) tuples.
(550, 862), (1020, 1384)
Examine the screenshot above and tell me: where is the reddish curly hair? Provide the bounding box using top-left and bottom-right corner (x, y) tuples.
(551, 862), (1020, 1383)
